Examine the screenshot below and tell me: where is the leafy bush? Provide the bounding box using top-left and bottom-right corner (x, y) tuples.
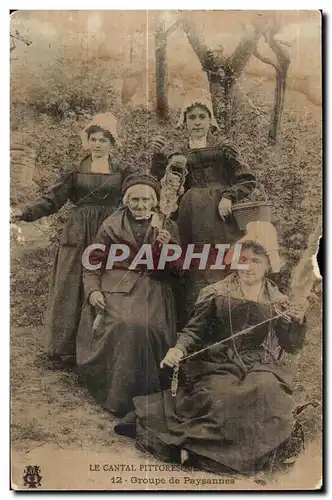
(11, 56), (121, 124)
(11, 245), (56, 327)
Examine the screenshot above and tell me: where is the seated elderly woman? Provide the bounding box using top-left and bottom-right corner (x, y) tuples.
(115, 222), (307, 475)
(76, 172), (180, 417)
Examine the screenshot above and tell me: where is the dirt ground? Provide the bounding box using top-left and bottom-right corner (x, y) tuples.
(10, 226), (323, 491)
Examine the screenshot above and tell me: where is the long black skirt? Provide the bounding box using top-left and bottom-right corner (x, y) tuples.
(115, 359), (296, 473)
(76, 275), (177, 416)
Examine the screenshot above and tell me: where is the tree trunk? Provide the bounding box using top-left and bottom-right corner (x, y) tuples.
(181, 14), (266, 132)
(155, 26), (168, 122)
(208, 77), (225, 126)
(254, 25), (290, 143)
(208, 72), (237, 133)
(269, 71), (287, 143)
(226, 82), (240, 140)
(224, 76), (237, 133)
(262, 22), (290, 142)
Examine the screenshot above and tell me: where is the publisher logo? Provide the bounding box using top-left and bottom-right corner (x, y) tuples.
(23, 465), (42, 488)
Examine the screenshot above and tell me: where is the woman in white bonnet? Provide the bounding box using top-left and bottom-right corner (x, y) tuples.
(12, 112), (133, 367)
(77, 171), (180, 416)
(150, 90), (256, 325)
(115, 222), (308, 475)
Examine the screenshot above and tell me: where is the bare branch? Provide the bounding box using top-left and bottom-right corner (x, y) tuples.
(154, 19), (181, 52)
(227, 24), (265, 78)
(253, 47), (278, 70)
(266, 15), (282, 37)
(10, 31), (32, 46)
(180, 16), (208, 63)
(264, 30), (290, 72)
(179, 11), (290, 138)
(164, 20), (181, 38)
(180, 15), (226, 70)
(226, 13), (275, 79)
(277, 39), (294, 48)
(262, 28), (290, 142)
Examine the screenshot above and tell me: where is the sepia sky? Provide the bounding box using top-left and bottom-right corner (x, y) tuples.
(10, 10), (321, 106)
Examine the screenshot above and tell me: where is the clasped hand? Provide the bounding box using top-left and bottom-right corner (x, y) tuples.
(160, 347), (184, 368)
(89, 291), (106, 310)
(156, 229), (171, 245)
(151, 135), (167, 154)
(10, 208), (23, 223)
(218, 198), (232, 221)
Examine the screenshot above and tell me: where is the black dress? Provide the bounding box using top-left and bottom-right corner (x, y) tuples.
(77, 208), (180, 415)
(151, 140), (256, 323)
(20, 155), (130, 357)
(115, 274), (306, 474)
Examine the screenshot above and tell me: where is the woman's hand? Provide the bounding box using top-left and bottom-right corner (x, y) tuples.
(160, 347), (184, 368)
(218, 198), (232, 221)
(156, 229), (171, 245)
(10, 208), (23, 223)
(169, 154), (187, 170)
(161, 172), (185, 195)
(165, 172), (181, 188)
(152, 135), (167, 154)
(89, 291), (106, 310)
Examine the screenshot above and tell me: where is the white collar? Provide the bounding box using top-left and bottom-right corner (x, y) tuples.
(91, 155), (110, 173)
(130, 211), (153, 221)
(189, 137), (207, 149)
(133, 215), (152, 220)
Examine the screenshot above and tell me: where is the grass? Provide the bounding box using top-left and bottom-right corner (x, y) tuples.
(11, 250), (322, 450)
(10, 241), (322, 490)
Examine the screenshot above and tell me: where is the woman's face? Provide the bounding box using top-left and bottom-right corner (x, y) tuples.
(238, 248), (270, 286)
(185, 105), (211, 139)
(88, 131), (112, 158)
(126, 185), (156, 219)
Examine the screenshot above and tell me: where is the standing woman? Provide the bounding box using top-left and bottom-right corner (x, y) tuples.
(151, 91), (256, 322)
(11, 113), (129, 365)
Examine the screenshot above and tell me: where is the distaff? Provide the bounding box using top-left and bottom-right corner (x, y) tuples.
(161, 220), (309, 370)
(158, 153), (188, 227)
